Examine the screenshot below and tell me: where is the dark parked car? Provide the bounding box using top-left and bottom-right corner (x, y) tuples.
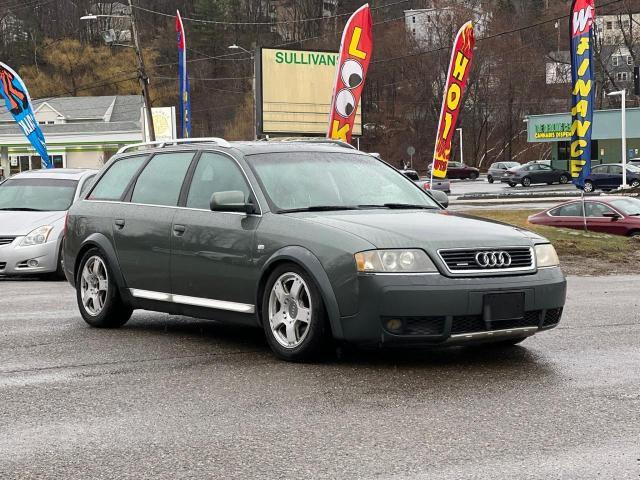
(428, 161), (479, 180)
(400, 169), (451, 194)
(583, 163), (640, 192)
(528, 196), (640, 237)
(64, 139), (566, 361)
(487, 161), (520, 184)
(501, 162), (571, 187)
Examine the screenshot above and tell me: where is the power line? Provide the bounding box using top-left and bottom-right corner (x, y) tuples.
(132, 0), (411, 27)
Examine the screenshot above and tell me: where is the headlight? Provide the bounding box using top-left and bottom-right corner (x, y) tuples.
(20, 225), (54, 246)
(535, 244), (560, 268)
(355, 249), (438, 273)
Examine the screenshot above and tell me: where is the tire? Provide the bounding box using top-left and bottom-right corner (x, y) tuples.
(631, 179), (640, 188)
(583, 180), (595, 193)
(261, 263), (329, 362)
(487, 175), (494, 184)
(629, 231), (640, 238)
(469, 172), (479, 180)
(521, 177), (532, 187)
(559, 174), (569, 184)
(508, 182), (516, 188)
(76, 248), (132, 328)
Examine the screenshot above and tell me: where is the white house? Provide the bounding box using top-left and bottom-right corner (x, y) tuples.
(0, 95), (143, 177)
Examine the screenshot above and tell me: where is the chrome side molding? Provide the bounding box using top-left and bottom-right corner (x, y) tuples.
(129, 289), (255, 314)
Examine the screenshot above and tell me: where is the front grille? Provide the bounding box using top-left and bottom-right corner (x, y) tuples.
(438, 247), (534, 274)
(0, 236), (15, 246)
(451, 311), (541, 335)
(543, 308), (563, 327)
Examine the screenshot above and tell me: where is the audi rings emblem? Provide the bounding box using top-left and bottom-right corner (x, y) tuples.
(475, 251), (512, 268)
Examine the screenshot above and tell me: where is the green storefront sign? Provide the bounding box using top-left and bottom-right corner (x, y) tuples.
(534, 122), (571, 139)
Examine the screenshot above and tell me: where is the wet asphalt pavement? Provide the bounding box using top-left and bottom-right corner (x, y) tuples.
(1, 276), (639, 479)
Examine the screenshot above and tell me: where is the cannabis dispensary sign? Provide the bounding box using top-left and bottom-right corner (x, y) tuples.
(534, 122), (572, 139)
(258, 48), (362, 136)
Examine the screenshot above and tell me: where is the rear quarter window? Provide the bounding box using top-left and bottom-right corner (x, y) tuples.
(89, 156), (147, 201)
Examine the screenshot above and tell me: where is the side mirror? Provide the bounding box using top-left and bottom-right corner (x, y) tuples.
(603, 212), (621, 221)
(427, 190), (449, 208)
(210, 191), (254, 214)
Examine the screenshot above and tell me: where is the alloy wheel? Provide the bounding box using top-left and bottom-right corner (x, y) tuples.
(268, 272), (312, 349)
(583, 181), (594, 193)
(80, 256), (109, 316)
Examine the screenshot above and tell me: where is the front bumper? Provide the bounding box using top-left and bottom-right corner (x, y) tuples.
(338, 267), (566, 347)
(0, 236), (61, 275)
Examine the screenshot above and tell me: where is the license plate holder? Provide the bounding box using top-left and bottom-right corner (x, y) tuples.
(483, 292), (525, 322)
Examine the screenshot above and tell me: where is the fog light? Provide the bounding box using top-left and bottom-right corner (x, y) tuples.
(386, 318), (403, 333)
(27, 259), (39, 268)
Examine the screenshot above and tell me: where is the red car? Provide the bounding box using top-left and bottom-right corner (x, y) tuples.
(428, 161), (480, 180)
(528, 196), (640, 237)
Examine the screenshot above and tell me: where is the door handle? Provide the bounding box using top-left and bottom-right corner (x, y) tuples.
(115, 219), (125, 229)
(173, 224), (186, 235)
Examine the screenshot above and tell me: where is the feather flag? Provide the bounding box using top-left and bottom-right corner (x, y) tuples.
(569, 0), (596, 187)
(327, 4), (373, 144)
(176, 10), (191, 139)
(0, 62), (52, 169)
(431, 22), (475, 179)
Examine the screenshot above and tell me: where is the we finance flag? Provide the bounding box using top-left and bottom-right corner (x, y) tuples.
(569, 0), (595, 187)
(176, 10), (191, 138)
(431, 22), (475, 179)
(327, 4), (372, 144)
(0, 62), (52, 169)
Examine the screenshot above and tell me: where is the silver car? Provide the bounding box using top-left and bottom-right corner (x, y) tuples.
(0, 168), (97, 277)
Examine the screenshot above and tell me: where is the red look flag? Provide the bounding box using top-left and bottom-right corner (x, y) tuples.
(327, 4), (373, 143)
(432, 21), (475, 179)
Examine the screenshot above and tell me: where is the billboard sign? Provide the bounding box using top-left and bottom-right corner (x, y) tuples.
(257, 48), (362, 136)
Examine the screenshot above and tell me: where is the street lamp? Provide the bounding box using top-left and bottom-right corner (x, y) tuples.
(607, 89), (628, 188)
(81, 1), (155, 141)
(456, 127), (464, 165)
(228, 44), (257, 140)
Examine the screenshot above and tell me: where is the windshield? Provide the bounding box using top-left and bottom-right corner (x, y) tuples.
(248, 152), (439, 212)
(610, 198), (640, 216)
(0, 178), (78, 211)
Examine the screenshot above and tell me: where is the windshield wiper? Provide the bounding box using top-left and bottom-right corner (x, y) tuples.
(277, 205), (360, 214)
(0, 207), (44, 211)
(358, 203), (438, 210)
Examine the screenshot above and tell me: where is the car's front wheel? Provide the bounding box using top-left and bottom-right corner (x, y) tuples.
(469, 171), (478, 180)
(631, 179), (640, 188)
(521, 177), (532, 187)
(76, 248), (132, 328)
(487, 175), (494, 184)
(559, 174), (569, 184)
(262, 264), (329, 362)
(583, 180), (595, 193)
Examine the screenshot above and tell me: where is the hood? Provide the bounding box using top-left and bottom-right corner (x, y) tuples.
(0, 210), (65, 236)
(289, 210), (536, 250)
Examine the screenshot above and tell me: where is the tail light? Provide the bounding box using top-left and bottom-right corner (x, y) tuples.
(423, 182), (431, 190)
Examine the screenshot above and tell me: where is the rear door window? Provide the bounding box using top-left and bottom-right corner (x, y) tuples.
(186, 152), (251, 210)
(131, 152), (194, 207)
(550, 203), (582, 216)
(89, 156), (147, 201)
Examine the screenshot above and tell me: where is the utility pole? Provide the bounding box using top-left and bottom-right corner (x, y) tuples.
(128, 0), (155, 141)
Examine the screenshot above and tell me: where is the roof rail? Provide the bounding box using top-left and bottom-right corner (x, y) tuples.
(259, 137), (356, 150)
(117, 137), (231, 155)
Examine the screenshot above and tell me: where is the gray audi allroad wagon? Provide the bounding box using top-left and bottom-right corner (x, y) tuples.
(64, 138), (566, 361)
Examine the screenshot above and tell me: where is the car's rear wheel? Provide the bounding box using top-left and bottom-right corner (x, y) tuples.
(508, 182), (516, 188)
(262, 264), (329, 362)
(522, 177), (532, 187)
(487, 175), (494, 184)
(583, 180), (595, 193)
(469, 172), (478, 180)
(631, 179), (640, 188)
(76, 248), (132, 328)
(559, 174), (569, 184)
(629, 230), (640, 238)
